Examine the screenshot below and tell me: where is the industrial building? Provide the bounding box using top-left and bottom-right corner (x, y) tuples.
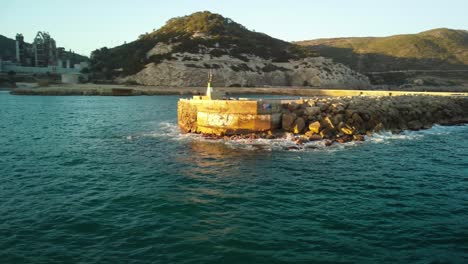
(0, 31), (87, 74)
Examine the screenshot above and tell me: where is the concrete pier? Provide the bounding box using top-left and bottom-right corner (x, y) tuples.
(178, 97), (303, 135)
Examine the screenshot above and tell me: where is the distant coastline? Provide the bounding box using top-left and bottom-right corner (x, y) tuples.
(9, 83), (468, 97)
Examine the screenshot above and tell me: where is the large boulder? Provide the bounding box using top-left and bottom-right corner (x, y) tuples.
(321, 116), (335, 129)
(320, 127), (335, 139)
(308, 121), (321, 134)
(408, 120), (423, 130)
(293, 117), (306, 134)
(339, 124), (355, 135)
(351, 112), (364, 125)
(282, 113), (296, 131)
(305, 106), (321, 116)
(332, 114), (344, 126)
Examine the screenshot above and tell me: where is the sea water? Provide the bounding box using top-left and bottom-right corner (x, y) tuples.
(0, 91), (467, 263)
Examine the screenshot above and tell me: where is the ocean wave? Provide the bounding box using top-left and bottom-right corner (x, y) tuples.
(135, 122), (467, 151)
(367, 124), (468, 144)
(136, 122), (358, 152)
(126, 121), (195, 141)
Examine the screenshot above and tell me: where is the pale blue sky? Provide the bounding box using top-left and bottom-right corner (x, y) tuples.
(1, 0), (467, 56)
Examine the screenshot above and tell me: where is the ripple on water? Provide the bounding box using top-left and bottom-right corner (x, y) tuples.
(1, 94), (467, 263)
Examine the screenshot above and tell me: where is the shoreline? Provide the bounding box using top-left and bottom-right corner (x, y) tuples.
(9, 83), (468, 97)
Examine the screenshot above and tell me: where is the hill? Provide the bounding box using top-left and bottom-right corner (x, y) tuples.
(296, 28), (468, 87)
(91, 11), (310, 76)
(296, 28), (468, 72)
(90, 11), (369, 88)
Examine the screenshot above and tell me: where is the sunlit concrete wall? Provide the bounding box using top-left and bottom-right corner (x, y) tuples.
(178, 98), (302, 135)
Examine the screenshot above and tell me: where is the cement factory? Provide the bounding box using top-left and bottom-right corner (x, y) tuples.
(0, 31), (88, 78)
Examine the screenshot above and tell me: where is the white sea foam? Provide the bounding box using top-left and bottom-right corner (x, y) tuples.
(413, 124), (468, 135)
(365, 131), (423, 144)
(135, 122), (467, 151)
(136, 121), (352, 152)
(366, 124), (468, 144)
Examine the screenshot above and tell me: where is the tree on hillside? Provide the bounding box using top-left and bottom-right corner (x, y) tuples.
(90, 47), (111, 72)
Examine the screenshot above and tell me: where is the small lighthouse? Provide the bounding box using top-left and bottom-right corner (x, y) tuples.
(204, 69), (223, 100)
(206, 69), (213, 98)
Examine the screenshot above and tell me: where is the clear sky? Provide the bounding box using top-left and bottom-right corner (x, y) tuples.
(1, 0), (467, 56)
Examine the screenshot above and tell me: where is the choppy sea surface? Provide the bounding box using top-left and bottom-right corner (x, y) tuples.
(0, 91), (467, 263)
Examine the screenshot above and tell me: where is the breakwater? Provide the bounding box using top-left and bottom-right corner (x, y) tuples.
(178, 95), (468, 144)
(10, 84), (468, 96)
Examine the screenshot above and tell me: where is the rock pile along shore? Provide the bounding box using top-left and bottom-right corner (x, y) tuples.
(220, 95), (468, 145)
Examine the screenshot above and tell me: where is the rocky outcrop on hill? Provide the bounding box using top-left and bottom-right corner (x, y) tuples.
(120, 53), (369, 88)
(92, 11), (370, 88)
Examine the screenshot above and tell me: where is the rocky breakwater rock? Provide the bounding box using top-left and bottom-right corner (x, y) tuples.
(281, 95), (468, 145)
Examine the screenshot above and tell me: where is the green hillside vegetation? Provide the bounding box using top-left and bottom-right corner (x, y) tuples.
(296, 28), (468, 72)
(66, 51), (88, 64)
(0, 35), (16, 60)
(90, 11), (312, 77)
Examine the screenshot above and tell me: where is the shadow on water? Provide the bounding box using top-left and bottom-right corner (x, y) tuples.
(175, 140), (271, 179)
